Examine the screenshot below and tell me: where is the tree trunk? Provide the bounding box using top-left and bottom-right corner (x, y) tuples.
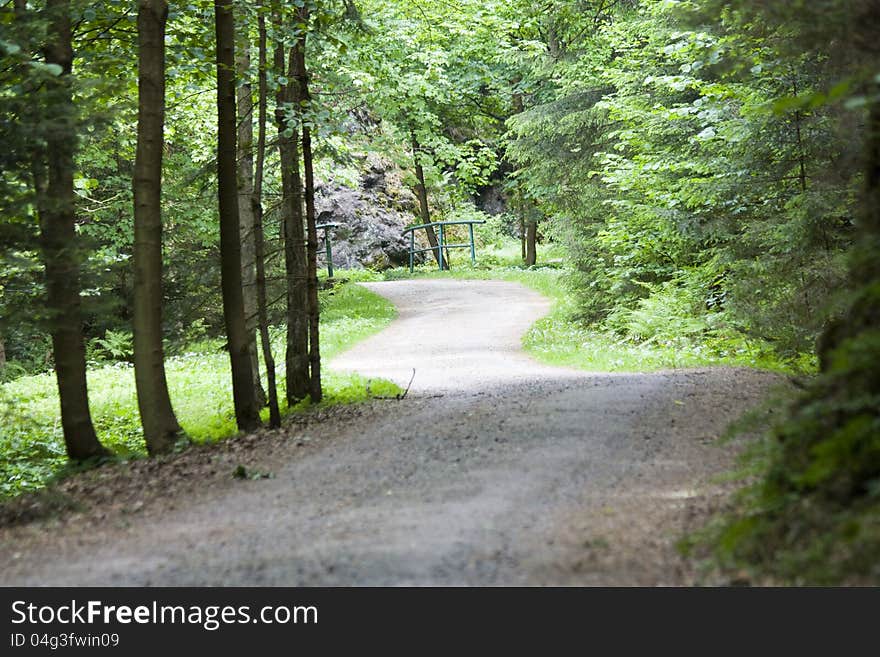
(36, 0), (108, 460)
(525, 218), (537, 266)
(214, 0), (260, 431)
(236, 36), (267, 408)
(273, 23), (309, 405)
(789, 77), (809, 195)
(292, 14), (322, 403)
(253, 11), (280, 428)
(410, 131), (447, 269)
(132, 0), (182, 455)
(860, 95), (880, 277)
(0, 331), (6, 376)
(511, 90), (528, 265)
(817, 94), (880, 369)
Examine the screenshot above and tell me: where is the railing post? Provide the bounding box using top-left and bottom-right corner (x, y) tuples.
(324, 228), (334, 278)
(437, 223), (445, 271)
(469, 222), (476, 265)
(409, 230), (414, 273)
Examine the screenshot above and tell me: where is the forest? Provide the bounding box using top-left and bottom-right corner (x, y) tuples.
(1, 0), (878, 586)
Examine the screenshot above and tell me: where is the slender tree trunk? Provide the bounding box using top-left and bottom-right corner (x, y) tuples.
(849, 93), (880, 288)
(292, 15), (321, 403)
(410, 132), (446, 269)
(215, 0), (260, 431)
(132, 0), (182, 455)
(273, 23), (309, 405)
(36, 0), (108, 460)
(525, 218), (537, 266)
(791, 78), (808, 194)
(509, 88), (528, 265)
(865, 99), (880, 250)
(253, 11), (280, 428)
(0, 331), (6, 376)
(236, 37), (267, 408)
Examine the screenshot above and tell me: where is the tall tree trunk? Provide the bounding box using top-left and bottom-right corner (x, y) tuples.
(0, 331), (6, 377)
(817, 96), (880, 368)
(236, 36), (267, 408)
(292, 14), (321, 403)
(252, 11), (280, 428)
(790, 77), (808, 195)
(511, 91), (528, 265)
(273, 23), (309, 405)
(37, 0), (108, 460)
(410, 131), (447, 269)
(132, 0), (182, 455)
(859, 97), (880, 279)
(215, 0), (260, 431)
(525, 218), (537, 266)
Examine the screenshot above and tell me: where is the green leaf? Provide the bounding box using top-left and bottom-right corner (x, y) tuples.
(0, 40), (21, 56)
(28, 62), (64, 76)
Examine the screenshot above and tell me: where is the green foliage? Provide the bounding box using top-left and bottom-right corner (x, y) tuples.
(605, 280), (710, 344)
(504, 0), (857, 363)
(88, 330), (134, 363)
(669, 0), (880, 586)
(2, 0), (876, 584)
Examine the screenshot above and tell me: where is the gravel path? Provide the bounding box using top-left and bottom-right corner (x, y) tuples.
(0, 279), (780, 585)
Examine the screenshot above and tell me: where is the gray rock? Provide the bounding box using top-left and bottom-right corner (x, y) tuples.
(315, 156), (428, 271)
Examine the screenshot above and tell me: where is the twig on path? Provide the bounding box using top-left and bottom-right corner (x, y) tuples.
(370, 368), (416, 401)
(399, 368), (416, 400)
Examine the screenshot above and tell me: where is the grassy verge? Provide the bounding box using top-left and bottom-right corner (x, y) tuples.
(0, 282), (399, 499)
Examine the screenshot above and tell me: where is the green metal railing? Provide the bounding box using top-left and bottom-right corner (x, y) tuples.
(402, 220), (486, 272)
(316, 222), (339, 278)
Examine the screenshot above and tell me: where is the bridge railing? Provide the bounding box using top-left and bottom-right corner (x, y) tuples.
(402, 220), (486, 272)
(316, 222), (339, 277)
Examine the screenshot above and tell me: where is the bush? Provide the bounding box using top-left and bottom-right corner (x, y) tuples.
(605, 280), (710, 344)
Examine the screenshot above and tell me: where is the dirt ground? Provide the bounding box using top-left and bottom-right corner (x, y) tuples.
(0, 279), (783, 585)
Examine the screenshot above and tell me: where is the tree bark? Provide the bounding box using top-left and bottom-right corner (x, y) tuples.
(273, 21), (309, 405)
(861, 95), (880, 273)
(37, 0), (108, 460)
(235, 36), (267, 408)
(410, 131), (447, 269)
(215, 0), (260, 431)
(253, 11), (281, 428)
(525, 218), (537, 266)
(791, 77), (808, 194)
(132, 0), (182, 455)
(292, 13), (322, 403)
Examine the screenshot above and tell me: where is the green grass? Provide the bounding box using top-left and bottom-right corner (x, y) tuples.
(0, 282), (399, 499)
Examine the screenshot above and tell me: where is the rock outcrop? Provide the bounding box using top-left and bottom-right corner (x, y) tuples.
(315, 154), (427, 271)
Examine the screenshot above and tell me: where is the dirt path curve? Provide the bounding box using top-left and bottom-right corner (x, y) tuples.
(332, 279), (577, 392)
(0, 280), (778, 585)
